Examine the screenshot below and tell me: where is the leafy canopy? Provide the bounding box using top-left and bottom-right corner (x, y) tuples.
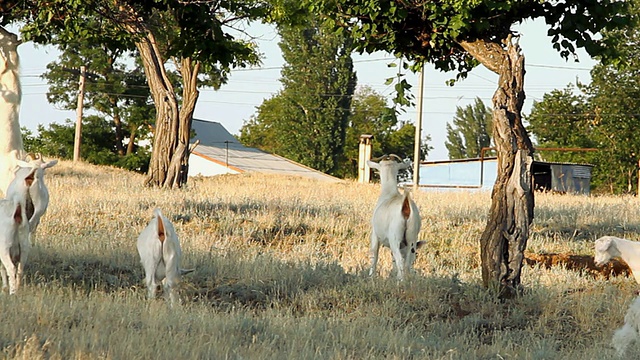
(299, 0), (629, 77)
(2, 0), (267, 78)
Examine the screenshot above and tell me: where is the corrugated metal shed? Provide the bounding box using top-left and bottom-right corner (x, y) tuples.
(188, 119), (341, 183)
(532, 161), (594, 195)
(418, 157), (594, 195)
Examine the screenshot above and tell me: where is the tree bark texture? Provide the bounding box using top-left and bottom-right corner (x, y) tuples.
(459, 37), (534, 297)
(111, 1), (201, 188)
(134, 32), (181, 188)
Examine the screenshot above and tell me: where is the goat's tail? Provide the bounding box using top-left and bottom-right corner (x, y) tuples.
(153, 208), (166, 244)
(401, 192), (412, 220)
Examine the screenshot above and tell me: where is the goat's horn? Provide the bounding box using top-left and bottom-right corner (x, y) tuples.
(370, 155), (386, 162)
(388, 154), (403, 162)
(25, 152), (36, 161)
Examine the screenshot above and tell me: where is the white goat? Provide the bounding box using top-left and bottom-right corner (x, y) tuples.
(7, 154), (58, 234)
(612, 296), (640, 357)
(137, 208), (193, 305)
(0, 26), (24, 196)
(0, 180), (30, 294)
(595, 236), (640, 284)
(367, 154), (424, 281)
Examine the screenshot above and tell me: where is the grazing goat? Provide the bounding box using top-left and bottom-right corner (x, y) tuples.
(0, 26), (23, 196)
(0, 184), (30, 294)
(7, 154), (58, 234)
(367, 154), (424, 281)
(595, 236), (640, 284)
(612, 296), (640, 357)
(137, 208), (193, 305)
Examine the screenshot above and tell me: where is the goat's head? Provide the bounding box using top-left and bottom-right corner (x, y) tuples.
(16, 154), (58, 181)
(594, 236), (616, 267)
(367, 154), (411, 183)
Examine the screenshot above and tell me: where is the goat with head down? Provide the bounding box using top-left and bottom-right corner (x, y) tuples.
(137, 208), (194, 306)
(595, 235), (640, 284)
(367, 154), (424, 281)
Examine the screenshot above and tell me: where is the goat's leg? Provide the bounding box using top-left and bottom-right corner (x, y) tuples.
(144, 268), (158, 299)
(0, 264), (7, 291)
(15, 261), (23, 289)
(390, 245), (406, 281)
(369, 233), (381, 277)
(163, 276), (179, 307)
(0, 253), (18, 294)
(613, 323), (637, 356)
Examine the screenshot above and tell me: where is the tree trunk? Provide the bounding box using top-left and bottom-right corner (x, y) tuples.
(113, 109), (125, 156)
(134, 32), (182, 188)
(459, 36), (534, 298)
(112, 1), (198, 188)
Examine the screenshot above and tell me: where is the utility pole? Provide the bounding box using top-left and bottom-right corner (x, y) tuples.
(413, 66), (425, 191)
(74, 65), (86, 162)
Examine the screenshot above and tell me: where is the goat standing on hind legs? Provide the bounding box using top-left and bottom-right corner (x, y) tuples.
(137, 208), (194, 306)
(367, 155), (425, 281)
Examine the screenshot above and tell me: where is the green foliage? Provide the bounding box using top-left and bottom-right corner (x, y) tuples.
(445, 97), (492, 159)
(9, 0), (268, 72)
(526, 86), (600, 178)
(28, 116), (150, 173)
(42, 38), (154, 158)
(527, 3), (640, 194)
(300, 0), (630, 103)
(240, 14), (356, 175)
(336, 86), (431, 178)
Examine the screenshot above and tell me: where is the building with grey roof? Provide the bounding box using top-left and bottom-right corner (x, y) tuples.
(187, 119), (341, 183)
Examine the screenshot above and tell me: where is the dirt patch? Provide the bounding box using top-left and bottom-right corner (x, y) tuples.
(524, 252), (632, 279)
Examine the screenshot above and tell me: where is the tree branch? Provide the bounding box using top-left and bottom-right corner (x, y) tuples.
(457, 38), (505, 74)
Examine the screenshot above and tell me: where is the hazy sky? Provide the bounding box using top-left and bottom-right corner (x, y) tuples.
(12, 18), (595, 161)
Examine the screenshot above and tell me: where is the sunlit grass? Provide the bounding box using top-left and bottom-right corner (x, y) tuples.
(0, 160), (638, 359)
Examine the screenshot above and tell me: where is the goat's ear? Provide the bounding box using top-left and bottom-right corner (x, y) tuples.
(41, 160), (58, 169)
(366, 160), (379, 170)
(595, 237), (613, 252)
(398, 161), (412, 170)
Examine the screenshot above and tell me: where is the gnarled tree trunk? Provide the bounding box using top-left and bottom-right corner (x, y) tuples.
(459, 36), (534, 298)
(116, 1), (200, 189)
(134, 32), (183, 188)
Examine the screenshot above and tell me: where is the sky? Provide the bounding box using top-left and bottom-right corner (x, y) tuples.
(11, 18), (595, 161)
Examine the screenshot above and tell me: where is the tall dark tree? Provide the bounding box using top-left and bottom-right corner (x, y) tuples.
(3, 0), (267, 188)
(445, 97), (492, 159)
(297, 0), (630, 296)
(240, 15), (356, 174)
(583, 6), (640, 194)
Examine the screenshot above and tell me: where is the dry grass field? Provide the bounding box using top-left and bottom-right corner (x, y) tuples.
(1, 160), (639, 359)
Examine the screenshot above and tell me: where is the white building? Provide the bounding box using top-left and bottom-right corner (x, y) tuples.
(187, 119), (341, 183)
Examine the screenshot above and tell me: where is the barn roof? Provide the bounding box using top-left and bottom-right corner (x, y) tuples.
(189, 119), (341, 183)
